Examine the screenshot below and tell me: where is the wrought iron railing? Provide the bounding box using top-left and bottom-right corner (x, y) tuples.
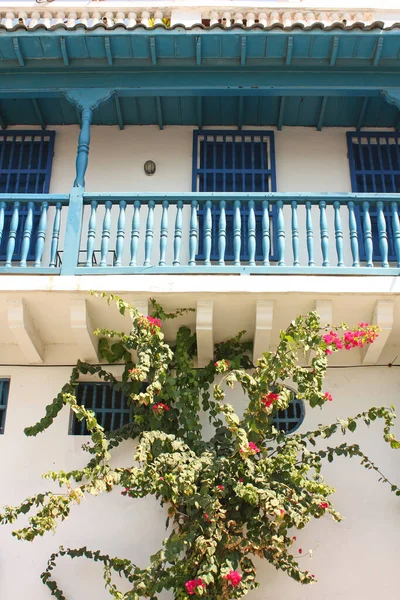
(0, 192), (399, 275)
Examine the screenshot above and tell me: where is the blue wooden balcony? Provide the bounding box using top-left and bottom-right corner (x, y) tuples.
(0, 192), (399, 275)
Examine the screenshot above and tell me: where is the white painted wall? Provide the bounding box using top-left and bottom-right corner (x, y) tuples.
(40, 125), (352, 195)
(0, 365), (399, 599)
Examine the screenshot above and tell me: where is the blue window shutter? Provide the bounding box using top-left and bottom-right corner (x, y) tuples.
(192, 130), (277, 262)
(70, 382), (135, 435)
(272, 396), (304, 434)
(0, 379), (10, 435)
(347, 131), (400, 262)
(0, 131), (55, 262)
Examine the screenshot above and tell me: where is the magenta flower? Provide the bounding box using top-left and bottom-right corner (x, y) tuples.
(185, 578), (206, 596)
(223, 570), (242, 587)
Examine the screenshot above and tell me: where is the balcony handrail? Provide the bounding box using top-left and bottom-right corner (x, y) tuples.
(0, 193), (69, 205)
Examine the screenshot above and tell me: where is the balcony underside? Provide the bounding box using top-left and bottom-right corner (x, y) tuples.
(0, 275), (398, 366)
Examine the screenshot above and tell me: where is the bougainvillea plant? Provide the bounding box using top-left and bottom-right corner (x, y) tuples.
(1, 293), (399, 600)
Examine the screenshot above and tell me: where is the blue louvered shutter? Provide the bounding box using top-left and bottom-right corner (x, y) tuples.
(0, 379), (10, 435)
(0, 131), (55, 262)
(192, 131), (277, 262)
(347, 132), (400, 262)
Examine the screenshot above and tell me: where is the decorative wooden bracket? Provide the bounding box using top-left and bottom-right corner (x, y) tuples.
(362, 300), (394, 365)
(381, 89), (400, 111)
(70, 298), (98, 362)
(7, 298), (44, 363)
(196, 300), (214, 367)
(253, 300), (274, 365)
(63, 89), (114, 188)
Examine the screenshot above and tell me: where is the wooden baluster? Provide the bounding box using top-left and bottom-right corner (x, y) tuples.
(189, 199), (198, 266)
(49, 202), (62, 268)
(333, 200), (344, 267)
(85, 200), (98, 267)
(248, 199), (256, 266)
(99, 200), (112, 267)
(0, 201), (5, 256)
(144, 200), (155, 266)
(305, 200), (314, 267)
(319, 200), (329, 266)
(262, 200), (270, 266)
(363, 201), (373, 267)
(233, 199), (241, 266)
(218, 200), (226, 265)
(204, 200), (212, 266)
(34, 201), (48, 267)
(377, 201), (388, 267)
(5, 201), (19, 267)
(159, 199), (169, 266)
(173, 200), (183, 266)
(291, 200), (299, 266)
(277, 199), (285, 266)
(348, 201), (359, 267)
(115, 200), (127, 267)
(129, 200), (140, 266)
(20, 201), (34, 267)
(391, 201), (400, 267)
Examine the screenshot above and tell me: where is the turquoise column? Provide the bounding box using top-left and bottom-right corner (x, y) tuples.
(5, 201), (20, 267)
(305, 200), (314, 267)
(34, 201), (48, 267)
(49, 202), (62, 268)
(115, 200), (127, 267)
(363, 201), (373, 267)
(377, 201), (388, 267)
(248, 200), (256, 266)
(144, 200), (155, 266)
(276, 199), (285, 266)
(61, 89), (113, 275)
(189, 199), (198, 266)
(233, 199), (241, 266)
(204, 200), (212, 266)
(74, 108), (93, 188)
(319, 200), (329, 267)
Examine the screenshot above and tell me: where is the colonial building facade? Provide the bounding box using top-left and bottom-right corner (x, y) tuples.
(0, 1), (399, 599)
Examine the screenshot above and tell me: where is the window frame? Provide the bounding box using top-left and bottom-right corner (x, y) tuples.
(0, 378), (10, 435)
(272, 395), (305, 435)
(346, 131), (400, 263)
(192, 129), (278, 262)
(69, 382), (132, 436)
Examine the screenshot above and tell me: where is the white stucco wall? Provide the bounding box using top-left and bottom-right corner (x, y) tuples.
(41, 125), (352, 195)
(0, 365), (399, 600)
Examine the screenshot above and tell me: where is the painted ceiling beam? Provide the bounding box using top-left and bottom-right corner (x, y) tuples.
(31, 98), (46, 129)
(316, 96), (328, 131)
(104, 37), (113, 66)
(277, 96), (285, 130)
(356, 97), (369, 129)
(7, 298), (44, 364)
(60, 37), (69, 66)
(2, 71), (400, 96)
(237, 96), (244, 130)
(329, 36), (339, 66)
(150, 37), (157, 65)
(156, 96), (164, 130)
(196, 96), (202, 129)
(286, 36), (294, 66)
(196, 37), (202, 66)
(70, 298), (98, 363)
(240, 36), (247, 66)
(373, 37), (384, 67)
(114, 94), (124, 130)
(12, 38), (24, 67)
(362, 300), (394, 364)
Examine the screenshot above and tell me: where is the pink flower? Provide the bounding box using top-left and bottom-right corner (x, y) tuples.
(223, 571), (242, 587)
(292, 536), (297, 541)
(238, 478), (243, 482)
(262, 392), (280, 408)
(324, 392), (333, 402)
(249, 442), (259, 452)
(214, 359), (230, 372)
(152, 402), (170, 414)
(217, 485), (224, 491)
(146, 316), (162, 328)
(319, 502), (329, 509)
(185, 579), (206, 596)
(299, 548), (303, 554)
(204, 513), (210, 522)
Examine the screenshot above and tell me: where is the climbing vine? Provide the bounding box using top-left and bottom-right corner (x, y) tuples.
(1, 293), (399, 599)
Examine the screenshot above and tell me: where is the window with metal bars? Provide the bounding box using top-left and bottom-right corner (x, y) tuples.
(192, 130), (277, 262)
(0, 131), (55, 262)
(70, 382), (132, 435)
(272, 397), (304, 434)
(347, 132), (400, 262)
(0, 379), (10, 435)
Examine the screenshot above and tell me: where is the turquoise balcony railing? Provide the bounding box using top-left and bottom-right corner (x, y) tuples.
(0, 192), (399, 275)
